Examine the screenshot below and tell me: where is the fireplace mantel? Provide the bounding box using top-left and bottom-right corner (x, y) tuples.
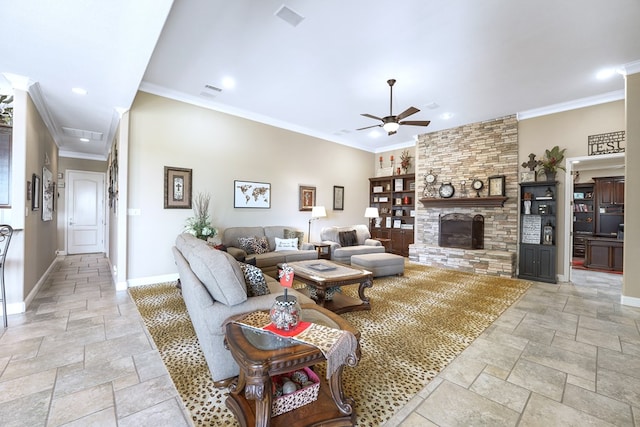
(419, 196), (508, 208)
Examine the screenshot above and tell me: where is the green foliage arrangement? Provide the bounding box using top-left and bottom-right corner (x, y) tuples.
(184, 192), (217, 240)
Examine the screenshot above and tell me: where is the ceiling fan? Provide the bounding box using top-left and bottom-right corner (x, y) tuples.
(357, 79), (431, 136)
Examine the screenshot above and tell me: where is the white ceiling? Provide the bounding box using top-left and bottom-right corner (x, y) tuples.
(3, 0), (640, 160)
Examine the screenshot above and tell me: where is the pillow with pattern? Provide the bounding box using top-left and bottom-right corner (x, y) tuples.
(237, 236), (270, 254)
(274, 237), (298, 251)
(239, 262), (270, 296)
(284, 229), (305, 249)
(338, 230), (358, 247)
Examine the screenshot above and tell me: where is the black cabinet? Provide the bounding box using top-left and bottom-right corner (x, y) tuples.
(519, 244), (557, 283)
(518, 181), (558, 283)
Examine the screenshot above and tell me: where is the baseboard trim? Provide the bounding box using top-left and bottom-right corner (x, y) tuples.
(621, 295), (640, 308)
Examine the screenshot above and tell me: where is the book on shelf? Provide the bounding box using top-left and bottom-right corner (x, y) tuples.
(536, 196), (553, 200)
(400, 224), (414, 230)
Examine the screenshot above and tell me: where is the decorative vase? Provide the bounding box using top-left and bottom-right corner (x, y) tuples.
(270, 295), (301, 330)
(544, 169), (556, 181)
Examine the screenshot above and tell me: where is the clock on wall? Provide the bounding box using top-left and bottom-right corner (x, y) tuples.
(439, 182), (455, 198)
(472, 178), (484, 197)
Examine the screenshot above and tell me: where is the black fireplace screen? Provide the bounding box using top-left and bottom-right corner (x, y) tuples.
(439, 213), (484, 249)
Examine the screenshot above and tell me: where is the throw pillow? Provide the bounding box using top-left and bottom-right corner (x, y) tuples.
(284, 229), (305, 249)
(239, 262), (270, 297)
(338, 230), (358, 247)
(251, 236), (270, 254)
(274, 237), (299, 251)
(237, 236), (257, 254)
(237, 236), (270, 254)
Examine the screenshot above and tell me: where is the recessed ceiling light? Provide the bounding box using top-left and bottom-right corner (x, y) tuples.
(221, 77), (235, 89)
(79, 137), (90, 142)
(596, 68), (622, 80)
(572, 160), (580, 164)
(72, 87), (87, 95)
(440, 112), (454, 120)
(369, 130), (382, 138)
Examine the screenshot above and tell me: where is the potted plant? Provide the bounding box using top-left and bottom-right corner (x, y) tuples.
(540, 146), (566, 181)
(0, 95), (13, 126)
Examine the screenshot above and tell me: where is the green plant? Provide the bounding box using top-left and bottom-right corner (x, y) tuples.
(184, 192), (217, 240)
(0, 94), (13, 126)
(540, 145), (567, 172)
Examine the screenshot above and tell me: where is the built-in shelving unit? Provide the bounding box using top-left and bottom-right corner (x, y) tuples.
(369, 173), (415, 256)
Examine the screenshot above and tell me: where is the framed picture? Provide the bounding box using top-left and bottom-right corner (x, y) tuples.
(488, 175), (506, 196)
(573, 192), (585, 199)
(520, 171), (536, 183)
(234, 180), (271, 208)
(42, 166), (53, 221)
(32, 174), (40, 210)
(164, 166), (192, 209)
(299, 185), (316, 211)
(333, 185), (344, 211)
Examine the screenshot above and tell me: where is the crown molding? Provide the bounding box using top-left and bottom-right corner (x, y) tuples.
(58, 150), (107, 161)
(622, 60), (640, 75)
(517, 90), (624, 120)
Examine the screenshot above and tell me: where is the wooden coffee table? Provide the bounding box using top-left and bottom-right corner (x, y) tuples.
(284, 260), (373, 314)
(225, 304), (361, 427)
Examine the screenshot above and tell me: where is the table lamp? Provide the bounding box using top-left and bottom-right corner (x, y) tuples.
(364, 207), (379, 232)
(308, 206), (326, 242)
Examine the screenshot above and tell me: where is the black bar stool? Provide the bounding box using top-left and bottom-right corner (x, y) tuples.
(0, 224), (13, 328)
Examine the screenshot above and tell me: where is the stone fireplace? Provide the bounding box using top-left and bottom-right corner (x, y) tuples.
(409, 115), (519, 277)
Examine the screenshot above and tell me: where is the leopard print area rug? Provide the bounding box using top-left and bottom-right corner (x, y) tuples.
(129, 263), (531, 426)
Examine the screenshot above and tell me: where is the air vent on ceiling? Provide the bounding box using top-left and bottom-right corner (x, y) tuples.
(274, 5), (305, 27)
(62, 127), (103, 141)
(204, 84), (222, 92)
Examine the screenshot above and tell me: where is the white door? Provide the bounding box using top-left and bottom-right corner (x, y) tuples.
(67, 171), (105, 254)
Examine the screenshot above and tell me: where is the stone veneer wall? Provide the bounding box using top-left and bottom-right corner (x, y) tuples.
(410, 115), (519, 277)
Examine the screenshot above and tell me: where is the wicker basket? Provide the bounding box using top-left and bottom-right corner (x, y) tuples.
(271, 367), (320, 417)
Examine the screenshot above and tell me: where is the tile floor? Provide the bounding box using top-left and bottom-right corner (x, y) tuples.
(1, 254), (638, 426)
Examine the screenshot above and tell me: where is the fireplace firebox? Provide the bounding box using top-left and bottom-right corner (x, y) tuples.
(439, 213), (484, 249)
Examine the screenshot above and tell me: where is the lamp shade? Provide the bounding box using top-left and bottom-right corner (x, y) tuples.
(364, 207), (379, 218)
(382, 121), (400, 133)
(311, 206), (326, 218)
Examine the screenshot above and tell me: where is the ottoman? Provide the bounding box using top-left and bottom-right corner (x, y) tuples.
(351, 253), (404, 277)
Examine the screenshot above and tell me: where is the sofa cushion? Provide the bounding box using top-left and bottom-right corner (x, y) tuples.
(239, 262), (270, 296)
(186, 245), (248, 306)
(238, 236), (270, 254)
(284, 228), (305, 249)
(339, 230), (358, 247)
(274, 237), (298, 251)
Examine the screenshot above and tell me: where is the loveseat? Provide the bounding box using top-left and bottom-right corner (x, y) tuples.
(172, 233), (313, 385)
(319, 224), (385, 264)
(221, 226), (318, 277)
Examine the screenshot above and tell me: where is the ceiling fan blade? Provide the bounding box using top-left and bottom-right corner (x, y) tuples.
(356, 124), (382, 131)
(399, 120), (431, 127)
(361, 113), (383, 121)
(396, 106), (420, 121)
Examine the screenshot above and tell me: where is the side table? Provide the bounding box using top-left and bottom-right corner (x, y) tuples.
(312, 243), (331, 260)
(373, 237), (391, 252)
(225, 304), (360, 427)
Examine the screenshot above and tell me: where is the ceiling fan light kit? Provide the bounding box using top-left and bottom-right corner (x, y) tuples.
(358, 79), (431, 136)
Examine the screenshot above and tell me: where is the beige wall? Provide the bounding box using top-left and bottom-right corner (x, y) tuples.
(518, 101), (625, 280)
(127, 92), (374, 282)
(624, 73), (640, 300)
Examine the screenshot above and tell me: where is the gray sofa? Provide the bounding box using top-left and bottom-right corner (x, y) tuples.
(319, 224), (385, 264)
(221, 226), (318, 277)
(172, 233), (313, 385)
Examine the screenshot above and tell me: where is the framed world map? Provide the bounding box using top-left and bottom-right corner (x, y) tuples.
(234, 180), (271, 208)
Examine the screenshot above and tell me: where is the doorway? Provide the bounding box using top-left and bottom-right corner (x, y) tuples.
(66, 170), (105, 254)
(564, 153), (625, 282)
